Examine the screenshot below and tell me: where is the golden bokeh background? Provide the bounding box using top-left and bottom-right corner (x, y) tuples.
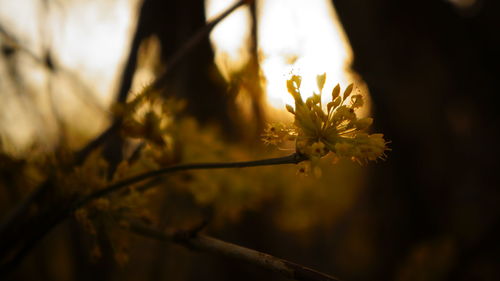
(1, 0), (499, 281)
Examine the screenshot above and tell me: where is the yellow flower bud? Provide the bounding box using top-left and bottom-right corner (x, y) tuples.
(316, 73), (326, 92)
(343, 83), (354, 100)
(331, 84), (340, 100)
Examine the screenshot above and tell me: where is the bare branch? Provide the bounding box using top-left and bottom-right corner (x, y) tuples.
(129, 222), (342, 281)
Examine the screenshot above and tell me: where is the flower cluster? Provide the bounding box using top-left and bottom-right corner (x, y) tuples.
(270, 74), (388, 164)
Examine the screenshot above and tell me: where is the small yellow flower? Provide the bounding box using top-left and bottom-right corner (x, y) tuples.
(299, 141), (328, 162)
(283, 74), (389, 163)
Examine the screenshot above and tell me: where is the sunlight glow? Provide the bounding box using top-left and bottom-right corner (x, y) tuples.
(258, 0), (353, 109)
(206, 0), (355, 111)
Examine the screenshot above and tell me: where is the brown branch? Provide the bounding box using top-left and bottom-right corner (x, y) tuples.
(129, 222), (342, 281)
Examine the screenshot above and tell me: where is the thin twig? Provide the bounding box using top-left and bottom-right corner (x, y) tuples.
(129, 222), (341, 281)
(75, 153), (306, 210)
(115, 0), (147, 104)
(0, 25), (42, 64)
